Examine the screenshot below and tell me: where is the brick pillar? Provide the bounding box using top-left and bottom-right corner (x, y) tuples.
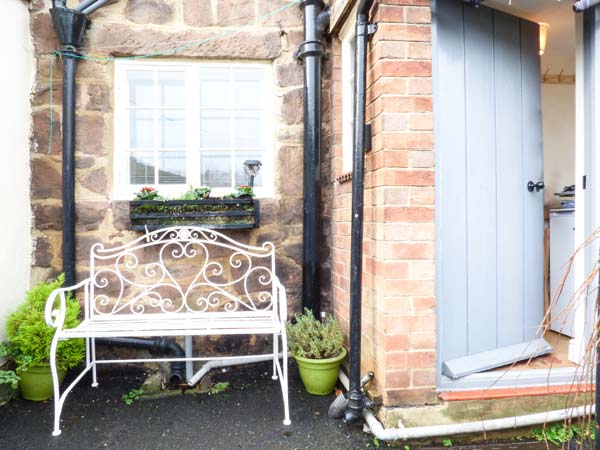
(330, 0), (437, 406)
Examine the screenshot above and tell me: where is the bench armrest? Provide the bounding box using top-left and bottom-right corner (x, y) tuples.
(45, 278), (91, 330)
(274, 277), (287, 324)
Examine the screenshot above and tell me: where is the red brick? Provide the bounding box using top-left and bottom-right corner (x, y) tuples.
(376, 5), (406, 22)
(406, 7), (431, 24)
(387, 242), (433, 259)
(409, 113), (433, 131)
(377, 23), (431, 42)
(412, 296), (436, 312)
(384, 334), (410, 351)
(411, 331), (436, 350)
(384, 206), (434, 223)
(407, 351), (436, 369)
(386, 370), (411, 388)
(410, 187), (435, 205)
(408, 42), (432, 59)
(408, 78), (432, 95)
(410, 223), (435, 241)
(409, 150), (435, 168)
(412, 369), (436, 387)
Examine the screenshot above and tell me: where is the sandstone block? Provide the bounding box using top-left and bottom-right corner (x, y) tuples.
(258, 0), (302, 27)
(31, 13), (60, 55)
(31, 109), (61, 155)
(111, 201), (131, 231)
(76, 115), (107, 155)
(77, 201), (109, 231)
(217, 0), (254, 26)
(280, 88), (303, 125)
(89, 24), (282, 60)
(81, 168), (108, 195)
(32, 236), (53, 268)
(275, 62), (303, 88)
(124, 0), (174, 24)
(33, 204), (62, 230)
(85, 83), (111, 112)
(31, 159), (61, 200)
(183, 0), (214, 27)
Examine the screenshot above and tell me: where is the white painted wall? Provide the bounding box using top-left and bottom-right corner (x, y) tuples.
(0, 1), (33, 340)
(542, 83), (575, 207)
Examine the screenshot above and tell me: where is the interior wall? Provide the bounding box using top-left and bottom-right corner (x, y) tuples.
(542, 83), (575, 207)
(0, 1), (33, 339)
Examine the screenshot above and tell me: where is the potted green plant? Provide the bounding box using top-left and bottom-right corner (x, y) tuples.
(286, 308), (346, 395)
(4, 274), (85, 401)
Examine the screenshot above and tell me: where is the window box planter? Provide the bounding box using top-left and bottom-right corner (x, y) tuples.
(129, 198), (259, 231)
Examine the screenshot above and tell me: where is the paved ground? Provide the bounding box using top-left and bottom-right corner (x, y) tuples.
(0, 361), (555, 450)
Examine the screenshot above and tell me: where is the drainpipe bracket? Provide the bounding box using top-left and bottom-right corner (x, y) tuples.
(295, 40), (326, 60)
(50, 7), (89, 49)
(367, 22), (378, 36)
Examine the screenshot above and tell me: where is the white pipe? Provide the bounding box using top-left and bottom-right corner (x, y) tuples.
(184, 336), (194, 382)
(337, 369), (595, 441)
(187, 353), (286, 386)
(363, 405), (595, 441)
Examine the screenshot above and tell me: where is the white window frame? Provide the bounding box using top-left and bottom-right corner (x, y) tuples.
(113, 59), (274, 200)
(340, 11), (357, 174)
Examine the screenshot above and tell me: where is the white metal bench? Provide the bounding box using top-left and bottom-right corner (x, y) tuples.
(44, 226), (290, 436)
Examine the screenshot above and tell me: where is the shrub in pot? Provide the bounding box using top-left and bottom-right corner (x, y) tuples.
(286, 308), (346, 395)
(4, 274), (85, 401)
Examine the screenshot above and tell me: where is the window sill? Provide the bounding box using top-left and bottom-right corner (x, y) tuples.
(129, 198), (259, 231)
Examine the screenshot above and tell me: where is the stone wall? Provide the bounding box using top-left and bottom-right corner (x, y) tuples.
(28, 0), (325, 318)
(328, 0), (436, 407)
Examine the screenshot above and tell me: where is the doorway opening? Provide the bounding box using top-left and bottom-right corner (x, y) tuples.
(434, 0), (589, 391)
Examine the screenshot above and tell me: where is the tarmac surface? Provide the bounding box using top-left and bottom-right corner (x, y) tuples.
(0, 361), (555, 450)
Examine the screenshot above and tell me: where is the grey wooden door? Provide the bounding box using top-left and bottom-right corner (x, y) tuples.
(434, 0), (544, 369)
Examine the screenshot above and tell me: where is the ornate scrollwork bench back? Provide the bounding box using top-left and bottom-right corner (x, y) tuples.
(88, 226), (277, 319)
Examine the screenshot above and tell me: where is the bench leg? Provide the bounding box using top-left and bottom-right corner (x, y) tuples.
(91, 337), (98, 388)
(50, 334), (63, 436)
(272, 332), (278, 380)
(279, 332), (291, 426)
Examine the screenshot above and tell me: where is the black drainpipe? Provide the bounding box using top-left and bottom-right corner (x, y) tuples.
(50, 5), (89, 287)
(96, 337), (185, 386)
(344, 0), (376, 424)
(298, 0), (330, 317)
(49, 2), (186, 386)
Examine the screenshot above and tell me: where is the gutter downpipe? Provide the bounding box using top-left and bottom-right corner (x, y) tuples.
(343, 0), (376, 424)
(298, 0), (330, 317)
(50, 5), (89, 287)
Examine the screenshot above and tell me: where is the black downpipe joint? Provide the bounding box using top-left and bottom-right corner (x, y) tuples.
(344, 0), (375, 425)
(298, 0), (330, 318)
(50, 7), (90, 287)
(96, 337), (186, 386)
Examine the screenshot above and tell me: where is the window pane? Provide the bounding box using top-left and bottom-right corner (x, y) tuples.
(158, 151), (186, 184)
(129, 152), (155, 184)
(234, 69), (263, 108)
(128, 71), (153, 107)
(234, 153), (263, 187)
(199, 68), (230, 108)
(234, 111), (261, 148)
(160, 110), (185, 148)
(201, 152), (232, 187)
(130, 109), (153, 148)
(158, 72), (185, 108)
(200, 112), (230, 148)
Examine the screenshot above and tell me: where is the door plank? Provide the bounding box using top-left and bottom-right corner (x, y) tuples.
(521, 19), (544, 341)
(464, 5), (498, 355)
(434, 0), (469, 360)
(494, 11), (526, 347)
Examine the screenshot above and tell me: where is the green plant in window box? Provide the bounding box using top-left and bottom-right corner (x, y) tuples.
(225, 185), (254, 199)
(286, 308), (346, 396)
(3, 274), (85, 401)
(129, 185), (258, 230)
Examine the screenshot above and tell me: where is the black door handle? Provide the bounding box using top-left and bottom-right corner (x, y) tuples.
(527, 181), (545, 192)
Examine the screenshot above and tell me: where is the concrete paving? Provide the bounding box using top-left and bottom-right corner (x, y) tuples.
(0, 361), (554, 450)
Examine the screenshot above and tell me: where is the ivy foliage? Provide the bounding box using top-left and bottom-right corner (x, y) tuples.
(286, 308), (345, 359)
(4, 274), (85, 372)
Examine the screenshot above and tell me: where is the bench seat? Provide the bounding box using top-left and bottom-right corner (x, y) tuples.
(59, 312), (282, 338)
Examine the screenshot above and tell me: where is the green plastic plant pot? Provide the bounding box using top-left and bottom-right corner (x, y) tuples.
(19, 364), (66, 401)
(294, 348), (347, 396)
